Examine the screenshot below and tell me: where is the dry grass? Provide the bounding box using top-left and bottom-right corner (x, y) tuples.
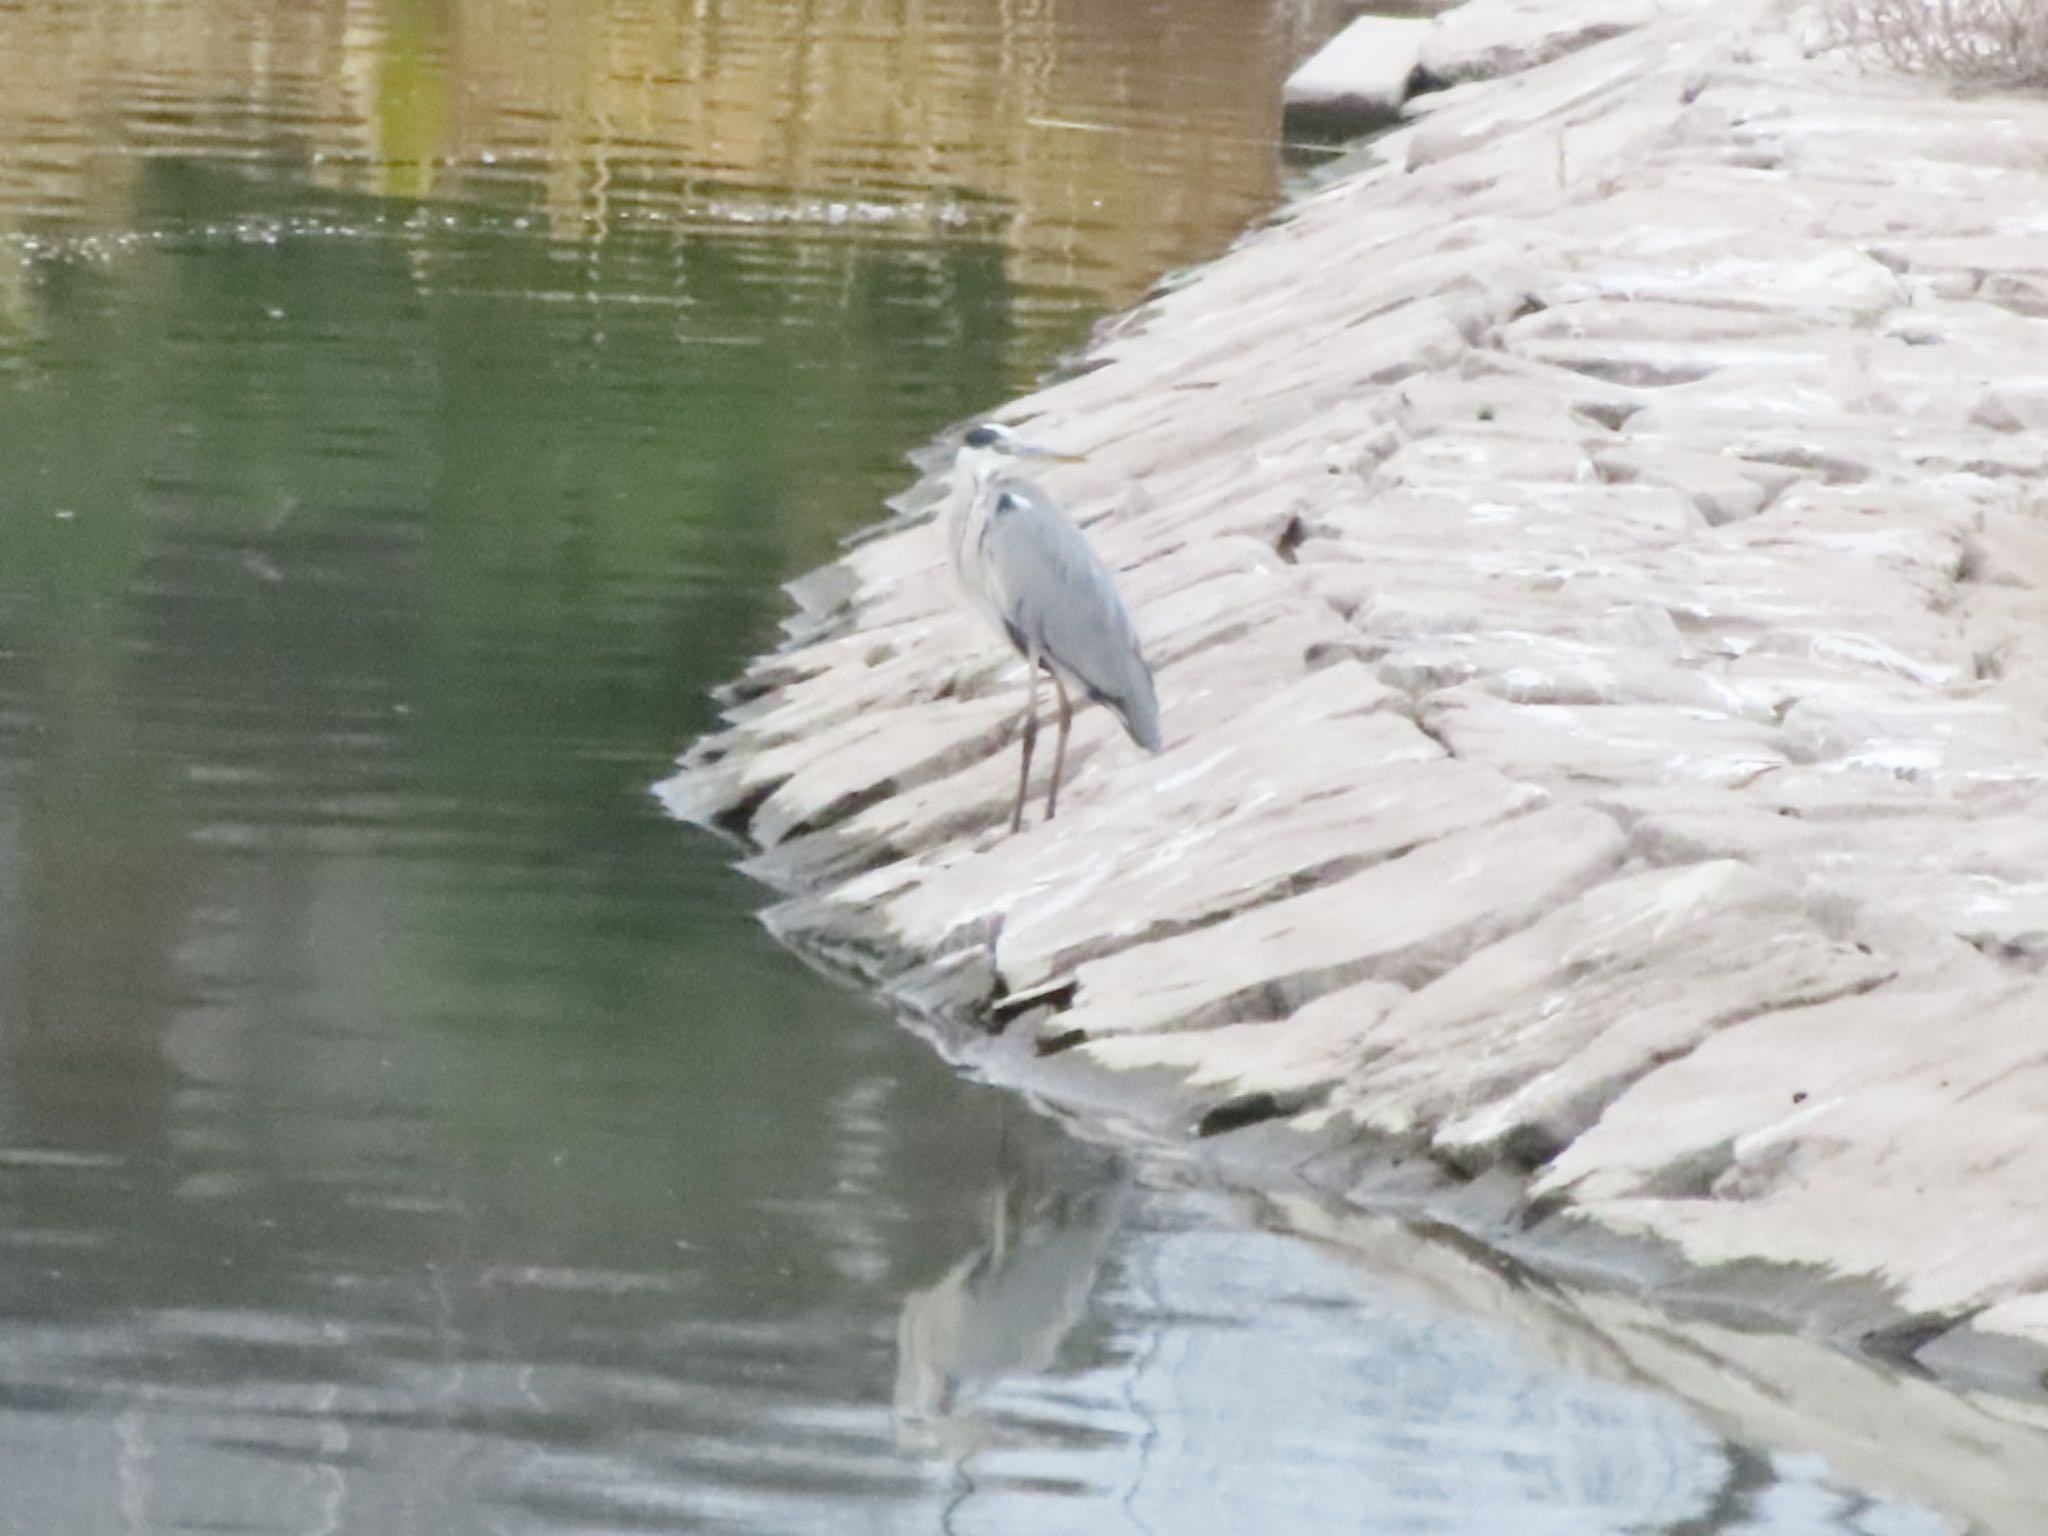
(1826, 0), (2048, 87)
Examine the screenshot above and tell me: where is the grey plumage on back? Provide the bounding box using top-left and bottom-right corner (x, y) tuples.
(945, 422), (1161, 833)
(976, 474), (1160, 750)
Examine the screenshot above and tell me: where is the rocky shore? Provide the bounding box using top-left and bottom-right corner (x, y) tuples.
(663, 0), (2048, 1507)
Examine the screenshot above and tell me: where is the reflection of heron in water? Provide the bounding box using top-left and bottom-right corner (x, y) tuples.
(894, 1123), (1129, 1444)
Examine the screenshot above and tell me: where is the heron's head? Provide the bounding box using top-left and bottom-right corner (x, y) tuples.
(955, 422), (1083, 483)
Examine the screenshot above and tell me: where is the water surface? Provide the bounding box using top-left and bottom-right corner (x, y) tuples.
(0, 2), (1999, 1531)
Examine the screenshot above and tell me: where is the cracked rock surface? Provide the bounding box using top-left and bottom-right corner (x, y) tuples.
(664, 0), (2048, 1392)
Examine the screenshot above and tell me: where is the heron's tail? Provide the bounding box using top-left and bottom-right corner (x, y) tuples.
(1108, 667), (1161, 754)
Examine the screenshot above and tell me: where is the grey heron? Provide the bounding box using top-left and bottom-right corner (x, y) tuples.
(946, 422), (1161, 834)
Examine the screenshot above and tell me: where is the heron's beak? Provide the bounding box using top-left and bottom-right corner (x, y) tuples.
(1017, 442), (1086, 464)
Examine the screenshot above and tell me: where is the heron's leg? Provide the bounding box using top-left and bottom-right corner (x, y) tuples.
(1046, 670), (1074, 822)
(1009, 662), (1041, 835)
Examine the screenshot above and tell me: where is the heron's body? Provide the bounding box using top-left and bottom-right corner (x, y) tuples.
(945, 423), (1160, 832)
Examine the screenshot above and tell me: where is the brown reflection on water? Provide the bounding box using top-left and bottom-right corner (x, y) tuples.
(0, 0), (1350, 320)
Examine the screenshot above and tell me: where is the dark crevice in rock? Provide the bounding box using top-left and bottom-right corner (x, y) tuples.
(1517, 1191), (1572, 1231)
(1958, 456), (2048, 480)
(1404, 699), (1461, 759)
(1954, 535), (1988, 585)
(767, 776), (903, 846)
(746, 832), (911, 893)
(1861, 1311), (1977, 1375)
(1427, 1146), (1481, 1184)
(714, 664), (801, 709)
(1034, 1027), (1089, 1057)
(1976, 280), (2048, 321)
(991, 976), (1079, 1029)
(1150, 970), (1343, 1037)
(712, 776), (780, 838)
(1548, 355), (1723, 388)
(1147, 617), (1267, 671)
(1497, 1122), (1570, 1175)
(1632, 1138), (1740, 1200)
(1404, 61), (1451, 101)
(1739, 444), (1869, 485)
(1305, 637), (1383, 670)
(1198, 1086), (1329, 1139)
(1965, 933), (2048, 972)
(1572, 398), (1644, 432)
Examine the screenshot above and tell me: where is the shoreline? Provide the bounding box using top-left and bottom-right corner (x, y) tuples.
(664, 0), (2048, 1508)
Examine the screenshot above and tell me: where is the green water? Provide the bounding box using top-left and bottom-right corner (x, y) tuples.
(0, 2), (2001, 1532)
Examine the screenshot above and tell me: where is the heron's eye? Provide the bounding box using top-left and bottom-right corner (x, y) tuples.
(962, 425), (1001, 450)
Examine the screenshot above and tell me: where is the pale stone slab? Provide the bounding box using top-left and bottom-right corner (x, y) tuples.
(1282, 15), (1430, 125)
(1541, 984), (2048, 1316)
(994, 753), (1546, 987)
(770, 662), (1420, 957)
(1037, 980), (1412, 1132)
(1626, 803), (2048, 962)
(1956, 1294), (2048, 1360)
(879, 705), (1446, 973)
(1320, 860), (1890, 1159)
(1548, 241), (1912, 328)
(748, 693), (1020, 848)
(1591, 444), (1769, 525)
(1051, 804), (1626, 1043)
(1378, 632), (1769, 714)
(1424, 686), (1786, 790)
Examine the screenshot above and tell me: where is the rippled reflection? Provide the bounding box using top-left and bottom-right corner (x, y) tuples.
(894, 1139), (1128, 1439)
(884, 1149), (1970, 1535)
(0, 0), (1354, 382)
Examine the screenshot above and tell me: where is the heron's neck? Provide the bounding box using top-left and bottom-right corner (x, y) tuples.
(964, 445), (1018, 489)
(942, 456), (987, 574)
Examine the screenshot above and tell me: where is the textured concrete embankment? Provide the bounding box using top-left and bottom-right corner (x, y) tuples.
(666, 0), (2048, 1414)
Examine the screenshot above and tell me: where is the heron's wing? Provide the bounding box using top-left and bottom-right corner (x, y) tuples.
(979, 476), (1161, 751)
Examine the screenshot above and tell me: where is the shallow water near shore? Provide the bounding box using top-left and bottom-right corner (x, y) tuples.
(0, 0), (2008, 1530)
